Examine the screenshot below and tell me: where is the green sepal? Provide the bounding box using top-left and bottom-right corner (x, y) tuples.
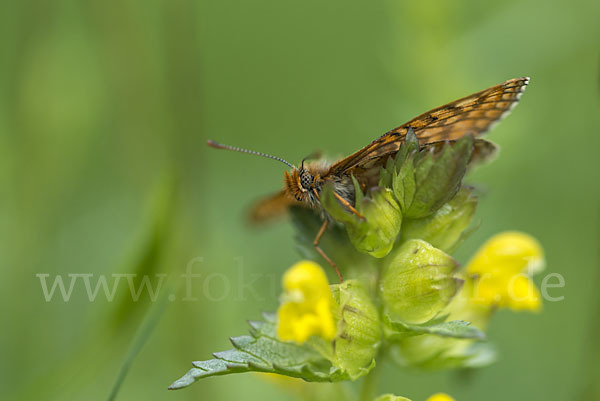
(378, 157), (395, 189)
(383, 314), (486, 341)
(168, 313), (353, 389)
(392, 134), (474, 219)
(400, 186), (478, 253)
(392, 158), (417, 213)
(354, 188), (402, 258)
(352, 174), (364, 205)
(321, 280), (381, 380)
(380, 239), (462, 324)
(390, 337), (497, 371)
(398, 128), (420, 162)
(321, 183), (402, 258)
(378, 128), (419, 191)
(374, 394), (412, 401)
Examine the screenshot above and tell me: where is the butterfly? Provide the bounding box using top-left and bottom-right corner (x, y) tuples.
(208, 77), (530, 281)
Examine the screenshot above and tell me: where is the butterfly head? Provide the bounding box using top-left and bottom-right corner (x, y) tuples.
(284, 161), (325, 208)
(285, 167), (313, 202)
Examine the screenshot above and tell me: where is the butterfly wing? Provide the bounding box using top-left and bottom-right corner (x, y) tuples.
(329, 77), (529, 176)
(249, 190), (303, 224)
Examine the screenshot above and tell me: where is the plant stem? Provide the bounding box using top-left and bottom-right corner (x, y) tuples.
(359, 354), (383, 401)
(359, 255), (387, 401)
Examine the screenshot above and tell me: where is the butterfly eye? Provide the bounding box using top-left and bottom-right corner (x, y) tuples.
(300, 171), (313, 189)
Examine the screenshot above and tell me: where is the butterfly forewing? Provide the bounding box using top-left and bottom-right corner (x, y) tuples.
(329, 77), (529, 175)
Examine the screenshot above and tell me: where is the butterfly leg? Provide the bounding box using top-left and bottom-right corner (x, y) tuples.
(313, 219), (343, 283)
(333, 192), (364, 220)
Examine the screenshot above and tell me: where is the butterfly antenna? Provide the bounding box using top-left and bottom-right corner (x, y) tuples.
(207, 140), (295, 169)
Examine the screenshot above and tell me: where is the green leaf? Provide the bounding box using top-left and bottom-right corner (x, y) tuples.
(384, 314), (486, 341)
(169, 313), (353, 389)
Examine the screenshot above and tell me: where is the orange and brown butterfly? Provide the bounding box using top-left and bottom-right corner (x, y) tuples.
(208, 77), (530, 281)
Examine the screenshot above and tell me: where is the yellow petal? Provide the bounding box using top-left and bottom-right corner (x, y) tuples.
(506, 275), (542, 312)
(283, 261), (332, 302)
(277, 261), (336, 343)
(315, 299), (337, 339)
(426, 393), (456, 401)
(470, 274), (541, 311)
(467, 231), (545, 276)
(470, 275), (506, 307)
(466, 232), (545, 312)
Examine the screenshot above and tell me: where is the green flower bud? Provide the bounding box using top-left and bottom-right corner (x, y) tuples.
(322, 181), (402, 258)
(327, 280), (382, 380)
(374, 394), (412, 401)
(400, 186), (477, 253)
(380, 239), (461, 324)
(387, 276), (493, 371)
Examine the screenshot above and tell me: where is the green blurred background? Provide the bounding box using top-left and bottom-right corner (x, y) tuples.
(3, 0), (600, 400)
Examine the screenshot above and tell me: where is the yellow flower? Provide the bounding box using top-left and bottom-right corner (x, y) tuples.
(426, 393), (456, 401)
(277, 261), (336, 343)
(466, 231), (545, 311)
